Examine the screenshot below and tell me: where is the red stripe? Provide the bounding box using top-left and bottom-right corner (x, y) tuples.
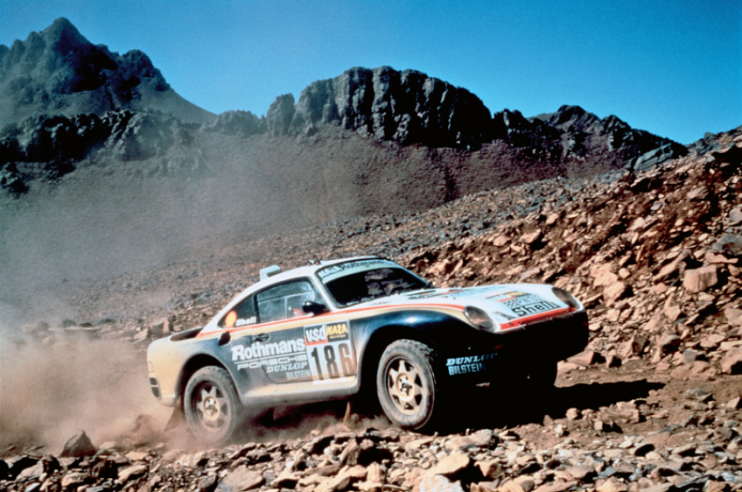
(197, 302), (467, 338)
(499, 307), (572, 330)
(198, 302), (573, 338)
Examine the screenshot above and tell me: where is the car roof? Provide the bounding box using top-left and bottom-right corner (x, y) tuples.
(253, 255), (382, 288)
(201, 256), (416, 334)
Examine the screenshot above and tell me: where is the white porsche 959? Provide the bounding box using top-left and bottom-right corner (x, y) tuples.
(147, 257), (588, 444)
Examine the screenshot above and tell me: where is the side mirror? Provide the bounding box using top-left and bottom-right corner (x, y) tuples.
(218, 331), (231, 346)
(302, 300), (328, 315)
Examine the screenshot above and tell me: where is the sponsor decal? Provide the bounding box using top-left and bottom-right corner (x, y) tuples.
(225, 311), (237, 328)
(266, 360), (309, 373)
(304, 321), (357, 381)
(489, 291), (560, 317)
(304, 325), (327, 346)
(446, 353), (495, 376)
(304, 322), (349, 346)
(327, 322), (349, 341)
(235, 316), (257, 327)
(236, 354), (308, 371)
(286, 369), (312, 381)
(224, 311), (256, 328)
(511, 301), (560, 317)
(231, 338), (306, 361)
(317, 259), (397, 280)
(485, 290), (527, 302)
(408, 288), (463, 299)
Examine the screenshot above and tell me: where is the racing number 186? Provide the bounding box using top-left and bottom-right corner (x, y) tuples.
(309, 342), (355, 380)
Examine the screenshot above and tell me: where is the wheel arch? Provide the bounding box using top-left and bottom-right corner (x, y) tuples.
(176, 354), (231, 409)
(358, 324), (436, 396)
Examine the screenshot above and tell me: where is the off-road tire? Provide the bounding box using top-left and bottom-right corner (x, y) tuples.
(376, 339), (440, 430)
(184, 366), (243, 445)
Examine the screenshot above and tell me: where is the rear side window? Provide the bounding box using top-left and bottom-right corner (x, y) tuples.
(220, 295), (257, 328)
(256, 280), (321, 323)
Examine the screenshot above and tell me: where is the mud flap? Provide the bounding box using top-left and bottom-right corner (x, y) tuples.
(165, 397), (185, 431)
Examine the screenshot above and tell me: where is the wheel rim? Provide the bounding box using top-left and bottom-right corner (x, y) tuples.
(385, 357), (426, 415)
(193, 382), (229, 433)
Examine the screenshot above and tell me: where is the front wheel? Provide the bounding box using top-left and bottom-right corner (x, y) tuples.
(376, 340), (440, 430)
(184, 366), (243, 445)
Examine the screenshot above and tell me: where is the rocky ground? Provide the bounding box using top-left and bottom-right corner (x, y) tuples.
(2, 126), (742, 492)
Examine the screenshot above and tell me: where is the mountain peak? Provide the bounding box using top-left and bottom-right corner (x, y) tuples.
(45, 17), (79, 35)
(41, 17), (91, 52)
(0, 18), (214, 126)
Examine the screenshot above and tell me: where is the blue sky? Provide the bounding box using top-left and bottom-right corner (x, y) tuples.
(1, 0), (740, 144)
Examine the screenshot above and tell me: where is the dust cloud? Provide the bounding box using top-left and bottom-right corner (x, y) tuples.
(0, 324), (170, 453)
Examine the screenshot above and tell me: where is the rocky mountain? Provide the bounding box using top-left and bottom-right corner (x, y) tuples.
(0, 18), (214, 127)
(0, 19), (689, 206)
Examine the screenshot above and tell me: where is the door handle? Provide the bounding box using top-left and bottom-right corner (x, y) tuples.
(253, 333), (270, 343)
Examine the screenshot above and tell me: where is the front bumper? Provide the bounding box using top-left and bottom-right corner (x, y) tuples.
(496, 310), (589, 361)
(443, 310), (589, 380)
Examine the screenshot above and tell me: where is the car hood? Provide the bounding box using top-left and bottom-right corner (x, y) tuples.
(351, 284), (578, 327)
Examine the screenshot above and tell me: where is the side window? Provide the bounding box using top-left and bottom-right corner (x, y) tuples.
(256, 280), (321, 324)
(220, 295), (257, 328)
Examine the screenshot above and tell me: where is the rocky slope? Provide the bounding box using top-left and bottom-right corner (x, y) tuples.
(2, 126), (741, 492)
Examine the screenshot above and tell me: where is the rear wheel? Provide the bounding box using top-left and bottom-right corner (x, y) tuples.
(184, 366), (242, 445)
(376, 340), (440, 430)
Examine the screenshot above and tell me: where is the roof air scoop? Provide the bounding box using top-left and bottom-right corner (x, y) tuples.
(259, 265), (281, 280)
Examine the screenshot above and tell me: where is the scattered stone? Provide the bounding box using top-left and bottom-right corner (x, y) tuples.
(417, 475), (465, 492)
(724, 307), (742, 326)
(427, 453), (471, 480)
(60, 430), (97, 458)
(683, 265), (719, 293)
(603, 282), (631, 307)
(568, 350), (604, 366)
(730, 206), (742, 225)
(712, 234), (742, 257)
(633, 443), (655, 457)
(657, 333), (681, 354)
(217, 466), (265, 492)
(727, 396), (742, 409)
(61, 472), (93, 490)
(720, 348), (742, 374)
(117, 464), (147, 482)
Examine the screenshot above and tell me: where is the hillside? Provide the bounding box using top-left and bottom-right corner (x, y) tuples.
(0, 21), (695, 311)
(1, 125), (741, 492)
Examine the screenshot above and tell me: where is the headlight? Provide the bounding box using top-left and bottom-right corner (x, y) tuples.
(464, 306), (494, 331)
(552, 287), (581, 310)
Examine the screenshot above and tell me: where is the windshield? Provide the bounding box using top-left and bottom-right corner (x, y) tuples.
(321, 265), (430, 307)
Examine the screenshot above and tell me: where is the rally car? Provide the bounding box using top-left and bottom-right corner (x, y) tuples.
(147, 257), (588, 444)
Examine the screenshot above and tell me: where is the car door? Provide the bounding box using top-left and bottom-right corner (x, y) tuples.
(224, 278), (358, 388)
(224, 281), (315, 389)
(250, 279), (319, 384)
